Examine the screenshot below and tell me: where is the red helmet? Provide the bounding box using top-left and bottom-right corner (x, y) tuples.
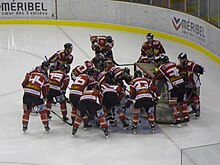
(84, 60), (93, 68)
(99, 39), (106, 47)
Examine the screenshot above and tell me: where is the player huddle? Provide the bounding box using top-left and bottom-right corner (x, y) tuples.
(21, 33), (204, 138)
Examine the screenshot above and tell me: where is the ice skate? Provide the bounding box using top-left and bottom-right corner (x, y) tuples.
(63, 116), (69, 122)
(122, 120), (129, 130)
(72, 127), (78, 136)
(44, 125), (50, 133)
(131, 125), (137, 134)
(102, 128), (109, 138)
(23, 125), (28, 133)
(83, 123), (92, 131)
(170, 120), (182, 128)
(195, 110), (200, 119)
(183, 118), (190, 126)
(150, 123), (156, 133)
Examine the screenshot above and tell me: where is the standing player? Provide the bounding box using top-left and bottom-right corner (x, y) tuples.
(90, 35), (114, 61)
(137, 33), (166, 63)
(129, 70), (160, 134)
(177, 53), (204, 119)
(154, 55), (189, 126)
(48, 43), (74, 71)
(45, 64), (70, 121)
(21, 62), (50, 133)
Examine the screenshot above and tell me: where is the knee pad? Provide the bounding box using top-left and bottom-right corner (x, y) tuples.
(55, 94), (65, 103)
(147, 106), (155, 114)
(115, 105), (122, 113)
(34, 103), (45, 112)
(97, 108), (104, 117)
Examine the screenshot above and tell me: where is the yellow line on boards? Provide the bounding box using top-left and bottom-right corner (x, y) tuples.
(0, 19), (219, 64)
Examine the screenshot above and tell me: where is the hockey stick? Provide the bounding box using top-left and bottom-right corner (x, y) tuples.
(117, 63), (134, 66)
(51, 110), (72, 126)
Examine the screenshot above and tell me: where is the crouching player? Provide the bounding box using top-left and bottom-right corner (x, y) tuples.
(129, 70), (160, 134)
(72, 83), (109, 138)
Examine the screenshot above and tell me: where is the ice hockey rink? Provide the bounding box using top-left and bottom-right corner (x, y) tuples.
(0, 24), (220, 165)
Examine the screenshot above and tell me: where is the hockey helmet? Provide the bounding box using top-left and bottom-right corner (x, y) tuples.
(106, 36), (113, 43)
(84, 60), (93, 68)
(134, 70), (142, 78)
(64, 43), (73, 49)
(60, 63), (71, 73)
(124, 67), (130, 75)
(160, 55), (169, 62)
(178, 53), (187, 59)
(98, 39), (106, 47)
(41, 60), (50, 68)
(146, 33), (154, 39)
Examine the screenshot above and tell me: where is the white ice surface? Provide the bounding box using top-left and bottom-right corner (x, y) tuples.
(0, 25), (220, 165)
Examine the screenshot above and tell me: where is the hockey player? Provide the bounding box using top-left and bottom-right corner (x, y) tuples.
(70, 60), (94, 81)
(101, 73), (129, 129)
(177, 53), (204, 119)
(154, 55), (189, 126)
(24, 61), (50, 78)
(21, 62), (50, 133)
(48, 43), (74, 71)
(129, 70), (160, 134)
(69, 67), (97, 127)
(90, 35), (114, 61)
(105, 60), (132, 87)
(138, 33), (166, 63)
(72, 83), (109, 138)
(45, 64), (70, 121)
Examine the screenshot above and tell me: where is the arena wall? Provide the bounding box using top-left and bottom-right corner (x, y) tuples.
(0, 0), (219, 63)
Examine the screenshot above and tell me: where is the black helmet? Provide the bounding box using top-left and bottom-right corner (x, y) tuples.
(146, 33), (154, 39)
(106, 36), (113, 43)
(124, 67), (130, 75)
(134, 70), (142, 78)
(41, 61), (50, 68)
(160, 55), (169, 62)
(60, 63), (70, 73)
(178, 53), (187, 59)
(64, 43), (73, 49)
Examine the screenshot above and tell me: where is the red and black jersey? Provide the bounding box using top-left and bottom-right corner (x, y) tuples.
(177, 60), (202, 87)
(156, 62), (184, 90)
(129, 77), (159, 100)
(90, 35), (114, 52)
(141, 40), (165, 57)
(101, 83), (124, 100)
(71, 65), (87, 81)
(48, 70), (70, 91)
(69, 74), (96, 96)
(49, 50), (73, 70)
(22, 72), (49, 99)
(80, 89), (103, 104)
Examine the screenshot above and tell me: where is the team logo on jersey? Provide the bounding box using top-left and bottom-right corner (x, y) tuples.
(172, 17), (181, 31)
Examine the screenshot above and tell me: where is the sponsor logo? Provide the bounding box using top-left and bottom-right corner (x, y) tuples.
(172, 16), (206, 43)
(172, 17), (181, 30)
(0, 0), (49, 16)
